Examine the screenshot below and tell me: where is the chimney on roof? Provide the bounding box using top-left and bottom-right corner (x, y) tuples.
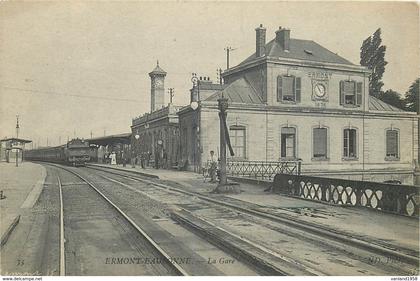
(255, 24), (266, 57)
(275, 26), (290, 51)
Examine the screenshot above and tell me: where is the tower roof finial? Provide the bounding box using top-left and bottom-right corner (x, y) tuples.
(149, 60), (167, 76)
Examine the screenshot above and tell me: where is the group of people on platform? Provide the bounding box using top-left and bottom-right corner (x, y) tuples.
(131, 149), (169, 170)
(102, 149), (168, 169)
(101, 148), (219, 182)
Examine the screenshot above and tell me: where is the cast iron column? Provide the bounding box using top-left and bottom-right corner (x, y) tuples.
(218, 97), (229, 186)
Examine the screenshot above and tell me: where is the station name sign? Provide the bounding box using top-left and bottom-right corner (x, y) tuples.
(307, 72), (332, 80)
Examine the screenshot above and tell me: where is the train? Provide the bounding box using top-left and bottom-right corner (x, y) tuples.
(24, 138), (91, 166)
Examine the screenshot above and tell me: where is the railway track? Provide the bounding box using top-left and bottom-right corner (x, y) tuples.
(49, 164), (188, 276)
(83, 164), (419, 276)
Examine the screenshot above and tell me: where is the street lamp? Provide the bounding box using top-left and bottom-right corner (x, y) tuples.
(132, 134), (140, 168)
(190, 74), (200, 172)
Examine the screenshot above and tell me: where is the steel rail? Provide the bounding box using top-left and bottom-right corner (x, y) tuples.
(49, 164), (189, 276)
(57, 176), (66, 276)
(97, 173), (325, 275)
(86, 165), (419, 267)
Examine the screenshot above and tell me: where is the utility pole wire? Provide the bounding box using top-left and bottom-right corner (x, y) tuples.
(2, 86), (142, 103)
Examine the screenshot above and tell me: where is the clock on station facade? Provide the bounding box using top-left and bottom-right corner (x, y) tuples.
(311, 80), (329, 102)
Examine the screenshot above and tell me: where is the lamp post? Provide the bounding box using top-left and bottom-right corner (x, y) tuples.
(191, 74), (200, 172)
(133, 134), (140, 168)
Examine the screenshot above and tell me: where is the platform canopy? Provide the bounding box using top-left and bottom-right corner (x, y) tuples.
(1, 137), (32, 144)
(88, 133), (131, 146)
(1, 137), (32, 150)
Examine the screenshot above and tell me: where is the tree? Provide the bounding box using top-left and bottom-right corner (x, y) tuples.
(360, 29), (388, 97)
(377, 89), (405, 110)
(404, 78), (419, 112)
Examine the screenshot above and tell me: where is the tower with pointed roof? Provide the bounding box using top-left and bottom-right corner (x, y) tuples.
(149, 60), (167, 112)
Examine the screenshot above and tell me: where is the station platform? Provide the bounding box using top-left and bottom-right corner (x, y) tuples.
(89, 163), (419, 254)
(0, 162), (46, 246)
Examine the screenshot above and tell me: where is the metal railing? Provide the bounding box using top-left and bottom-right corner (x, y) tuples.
(227, 159), (301, 180)
(273, 174), (419, 217)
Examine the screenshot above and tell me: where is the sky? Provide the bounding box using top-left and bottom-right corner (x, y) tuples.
(1, 1), (419, 148)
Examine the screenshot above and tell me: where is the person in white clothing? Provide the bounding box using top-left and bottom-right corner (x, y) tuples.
(110, 152), (117, 165)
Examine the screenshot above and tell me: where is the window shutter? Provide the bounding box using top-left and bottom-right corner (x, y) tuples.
(295, 77), (301, 103)
(386, 130), (398, 157)
(313, 128), (327, 157)
(339, 81), (345, 105)
(349, 129), (357, 157)
(281, 135), (286, 157)
(277, 76), (282, 101)
(343, 129), (349, 157)
(282, 76), (294, 100)
(356, 82), (363, 106)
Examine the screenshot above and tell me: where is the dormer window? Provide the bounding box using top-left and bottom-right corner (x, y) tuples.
(340, 80), (363, 106)
(277, 75), (301, 103)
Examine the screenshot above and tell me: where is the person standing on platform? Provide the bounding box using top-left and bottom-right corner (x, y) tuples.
(122, 151), (126, 167)
(146, 151), (151, 167)
(154, 148), (160, 169)
(140, 153), (145, 169)
(110, 152), (117, 165)
(131, 151), (136, 168)
(162, 149), (168, 169)
(209, 150), (217, 183)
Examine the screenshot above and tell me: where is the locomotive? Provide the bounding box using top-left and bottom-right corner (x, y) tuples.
(24, 138), (90, 166)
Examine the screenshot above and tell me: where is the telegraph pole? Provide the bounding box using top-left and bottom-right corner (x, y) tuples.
(217, 68), (223, 85)
(224, 47), (232, 69)
(168, 88), (174, 104)
(16, 115), (19, 139)
(224, 47), (236, 69)
(15, 115), (19, 167)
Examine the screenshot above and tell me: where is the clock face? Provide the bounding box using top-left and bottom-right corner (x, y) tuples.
(314, 83), (326, 98)
(154, 79), (163, 88)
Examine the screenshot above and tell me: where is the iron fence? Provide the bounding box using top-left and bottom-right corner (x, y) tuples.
(273, 174), (419, 217)
(227, 159), (301, 180)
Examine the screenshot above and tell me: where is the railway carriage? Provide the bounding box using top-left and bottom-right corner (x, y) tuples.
(25, 138), (90, 166)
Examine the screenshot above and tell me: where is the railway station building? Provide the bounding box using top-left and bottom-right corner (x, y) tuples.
(177, 25), (419, 184)
(131, 62), (181, 168)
